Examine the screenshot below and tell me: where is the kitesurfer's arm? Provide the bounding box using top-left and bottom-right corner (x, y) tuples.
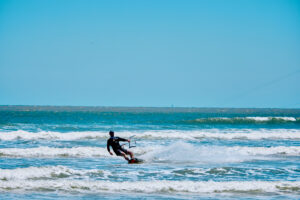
(107, 139), (113, 155)
(117, 137), (130, 142)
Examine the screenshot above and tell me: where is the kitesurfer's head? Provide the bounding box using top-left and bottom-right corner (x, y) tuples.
(109, 130), (114, 137)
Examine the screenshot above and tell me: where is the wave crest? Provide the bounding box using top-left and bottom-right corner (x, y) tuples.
(0, 166), (105, 181)
(1, 144), (299, 160)
(1, 166), (298, 181)
(189, 117), (299, 124)
(0, 180), (299, 194)
(1, 129), (300, 141)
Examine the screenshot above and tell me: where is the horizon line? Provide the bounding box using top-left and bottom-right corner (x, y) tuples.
(0, 105), (299, 110)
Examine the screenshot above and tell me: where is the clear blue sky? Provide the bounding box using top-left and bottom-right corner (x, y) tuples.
(0, 0), (299, 108)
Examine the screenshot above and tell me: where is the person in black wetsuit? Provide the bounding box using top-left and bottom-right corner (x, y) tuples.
(107, 130), (134, 161)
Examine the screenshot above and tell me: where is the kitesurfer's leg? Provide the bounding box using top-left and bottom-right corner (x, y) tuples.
(126, 150), (134, 159)
(120, 152), (129, 161)
(120, 147), (134, 160)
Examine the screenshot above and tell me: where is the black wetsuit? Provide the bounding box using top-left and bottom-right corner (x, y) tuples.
(107, 137), (128, 156)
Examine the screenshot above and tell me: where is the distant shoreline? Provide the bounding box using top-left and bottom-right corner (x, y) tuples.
(0, 105), (299, 114)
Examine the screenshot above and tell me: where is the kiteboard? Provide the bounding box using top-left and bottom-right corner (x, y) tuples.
(128, 158), (144, 164)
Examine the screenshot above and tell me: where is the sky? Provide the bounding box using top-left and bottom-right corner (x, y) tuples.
(0, 0), (299, 108)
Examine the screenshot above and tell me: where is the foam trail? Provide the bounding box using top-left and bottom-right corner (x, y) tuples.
(141, 142), (300, 164)
(0, 180), (299, 194)
(1, 129), (300, 141)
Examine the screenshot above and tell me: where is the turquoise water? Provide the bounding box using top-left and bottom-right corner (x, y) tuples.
(0, 106), (300, 199)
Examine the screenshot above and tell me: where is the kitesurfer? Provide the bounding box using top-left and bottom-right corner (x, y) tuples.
(107, 130), (134, 161)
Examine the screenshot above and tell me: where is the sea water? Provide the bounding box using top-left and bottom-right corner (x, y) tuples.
(0, 106), (299, 199)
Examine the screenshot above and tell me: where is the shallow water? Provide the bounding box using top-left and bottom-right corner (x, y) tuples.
(0, 106), (299, 199)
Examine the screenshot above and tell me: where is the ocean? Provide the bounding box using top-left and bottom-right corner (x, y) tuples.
(0, 106), (299, 199)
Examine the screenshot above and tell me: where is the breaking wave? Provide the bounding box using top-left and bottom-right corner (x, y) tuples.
(0, 166), (298, 181)
(1, 166), (298, 181)
(189, 117), (300, 124)
(1, 129), (300, 141)
(0, 180), (299, 194)
(0, 146), (151, 158)
(0, 166), (106, 181)
(1, 143), (299, 161)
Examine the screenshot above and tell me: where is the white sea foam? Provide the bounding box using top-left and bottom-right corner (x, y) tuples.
(0, 144), (299, 161)
(199, 129), (300, 140)
(0, 180), (299, 194)
(0, 166), (106, 181)
(245, 117), (297, 122)
(0, 166), (298, 181)
(227, 146), (300, 156)
(0, 146), (153, 158)
(193, 116), (298, 123)
(0, 130), (109, 141)
(1, 129), (300, 141)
